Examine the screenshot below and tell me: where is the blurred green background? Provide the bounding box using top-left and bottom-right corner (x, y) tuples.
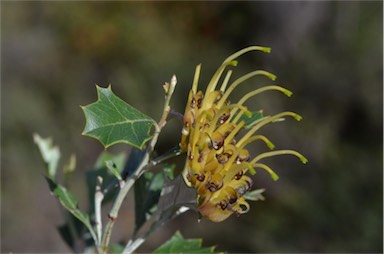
(1, 1), (382, 253)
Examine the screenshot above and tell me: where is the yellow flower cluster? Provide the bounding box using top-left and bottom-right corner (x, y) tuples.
(180, 46), (308, 222)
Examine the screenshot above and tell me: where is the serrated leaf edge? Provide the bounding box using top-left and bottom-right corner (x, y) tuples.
(80, 85), (156, 149)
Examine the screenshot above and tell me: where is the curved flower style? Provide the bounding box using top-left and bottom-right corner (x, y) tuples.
(180, 46), (308, 222)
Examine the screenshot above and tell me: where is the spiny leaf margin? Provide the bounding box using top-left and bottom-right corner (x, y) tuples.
(81, 85), (156, 149)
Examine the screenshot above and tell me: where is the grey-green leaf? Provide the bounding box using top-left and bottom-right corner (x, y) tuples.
(244, 188), (266, 201)
(33, 133), (61, 179)
(81, 85), (156, 149)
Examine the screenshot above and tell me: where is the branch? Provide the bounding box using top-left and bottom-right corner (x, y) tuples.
(100, 75), (177, 254)
(95, 176), (104, 253)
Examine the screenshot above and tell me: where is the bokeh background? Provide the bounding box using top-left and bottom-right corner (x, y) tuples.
(1, 1), (383, 253)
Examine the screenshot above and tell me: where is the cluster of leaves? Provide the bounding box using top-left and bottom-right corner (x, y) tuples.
(34, 86), (217, 253)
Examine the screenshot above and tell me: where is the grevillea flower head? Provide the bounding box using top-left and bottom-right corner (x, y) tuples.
(180, 46), (308, 222)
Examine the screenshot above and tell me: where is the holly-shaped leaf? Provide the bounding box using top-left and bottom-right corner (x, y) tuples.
(154, 231), (217, 253)
(81, 85), (156, 149)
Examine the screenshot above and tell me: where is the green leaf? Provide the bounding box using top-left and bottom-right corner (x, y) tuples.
(156, 175), (197, 221)
(58, 223), (75, 250)
(105, 160), (123, 182)
(94, 151), (127, 169)
(121, 148), (146, 179)
(134, 172), (164, 234)
(45, 177), (98, 244)
(58, 218), (87, 251)
(63, 154), (76, 175)
(163, 164), (176, 180)
(109, 243), (124, 254)
(58, 213), (94, 251)
(81, 85), (156, 149)
(154, 231), (216, 253)
(86, 151), (127, 209)
(236, 110), (264, 129)
(243, 188), (266, 201)
(33, 133), (61, 179)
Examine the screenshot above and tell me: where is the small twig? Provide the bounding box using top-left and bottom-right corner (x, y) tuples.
(100, 161), (144, 253)
(100, 75), (177, 254)
(95, 176), (104, 252)
(148, 146), (181, 168)
(122, 206), (191, 254)
(101, 146), (180, 199)
(169, 109), (184, 123)
(102, 181), (120, 196)
(123, 236), (146, 254)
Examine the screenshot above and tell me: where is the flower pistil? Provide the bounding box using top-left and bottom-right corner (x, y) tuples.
(180, 46), (308, 222)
